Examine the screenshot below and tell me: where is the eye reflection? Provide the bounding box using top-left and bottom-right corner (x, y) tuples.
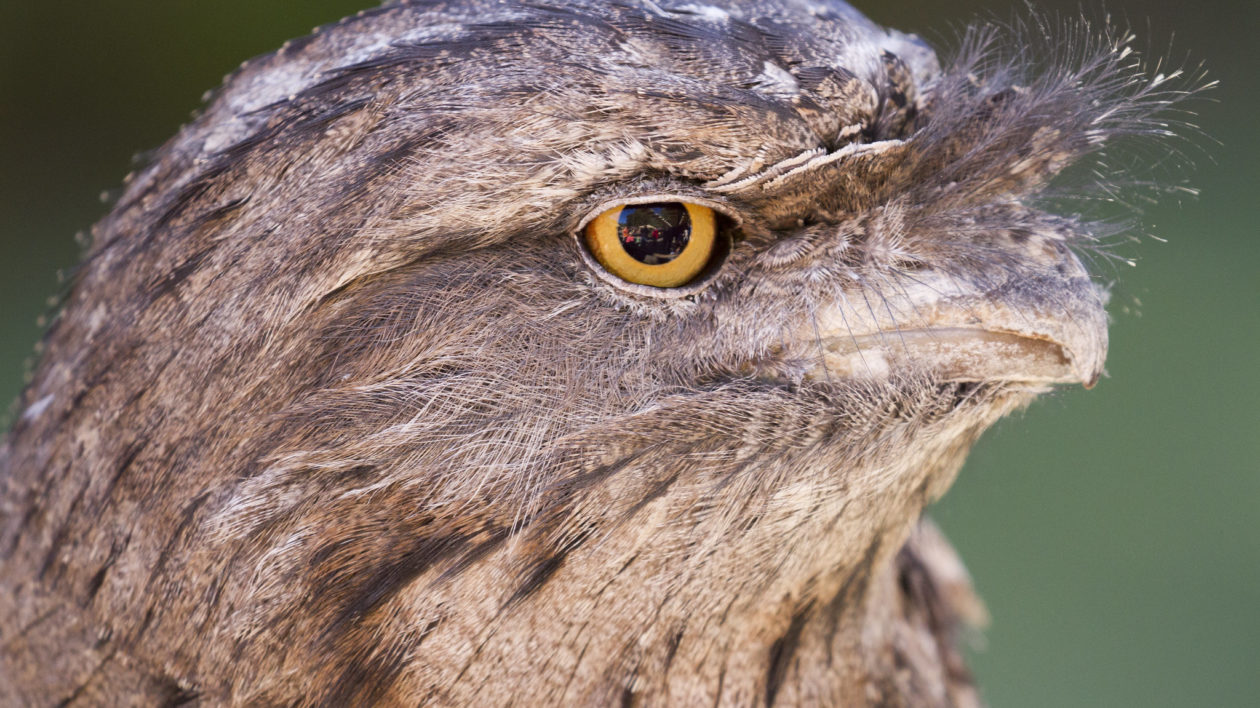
(617, 203), (692, 265)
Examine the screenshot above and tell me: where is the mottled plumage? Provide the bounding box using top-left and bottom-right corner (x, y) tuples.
(1, 1), (1192, 705)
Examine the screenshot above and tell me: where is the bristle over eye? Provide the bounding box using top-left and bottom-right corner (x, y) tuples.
(901, 12), (1208, 215)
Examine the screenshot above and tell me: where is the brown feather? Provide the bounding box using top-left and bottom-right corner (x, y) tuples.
(0, 1), (1199, 705)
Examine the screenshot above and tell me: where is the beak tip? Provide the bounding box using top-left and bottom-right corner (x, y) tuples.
(1080, 366), (1103, 390)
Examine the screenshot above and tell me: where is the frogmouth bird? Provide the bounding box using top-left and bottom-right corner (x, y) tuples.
(0, 1), (1191, 705)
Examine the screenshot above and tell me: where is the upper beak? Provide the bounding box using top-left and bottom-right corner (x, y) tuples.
(804, 257), (1108, 389)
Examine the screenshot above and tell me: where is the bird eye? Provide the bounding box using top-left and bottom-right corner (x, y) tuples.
(583, 202), (717, 288)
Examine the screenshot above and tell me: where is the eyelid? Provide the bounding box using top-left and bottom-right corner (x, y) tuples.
(574, 193), (739, 234)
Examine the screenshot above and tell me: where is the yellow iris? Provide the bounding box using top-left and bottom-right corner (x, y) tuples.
(584, 202), (716, 288)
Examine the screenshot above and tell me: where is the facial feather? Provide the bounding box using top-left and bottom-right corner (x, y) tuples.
(0, 1), (1201, 704)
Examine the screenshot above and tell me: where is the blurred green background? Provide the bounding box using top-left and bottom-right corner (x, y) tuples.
(1, 1), (1255, 705)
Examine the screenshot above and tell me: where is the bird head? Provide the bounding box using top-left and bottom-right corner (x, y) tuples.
(0, 1), (1195, 704)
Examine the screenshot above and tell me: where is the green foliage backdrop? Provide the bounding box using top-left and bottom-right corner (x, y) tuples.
(2, 2), (1256, 705)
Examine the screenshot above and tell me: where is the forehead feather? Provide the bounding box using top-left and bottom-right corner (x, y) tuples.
(174, 0), (931, 171)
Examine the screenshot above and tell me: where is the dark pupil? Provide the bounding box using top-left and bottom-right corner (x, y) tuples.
(617, 203), (691, 265)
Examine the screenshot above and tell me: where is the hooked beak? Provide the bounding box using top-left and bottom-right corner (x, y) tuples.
(804, 260), (1108, 389)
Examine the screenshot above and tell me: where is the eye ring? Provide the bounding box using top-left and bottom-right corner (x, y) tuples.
(583, 201), (717, 288)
